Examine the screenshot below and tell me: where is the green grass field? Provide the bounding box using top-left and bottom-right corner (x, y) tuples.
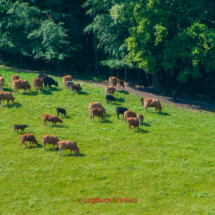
(0, 66), (215, 215)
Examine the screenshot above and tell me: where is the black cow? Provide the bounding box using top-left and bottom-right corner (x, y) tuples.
(106, 95), (116, 104)
(56, 107), (66, 116)
(42, 76), (58, 90)
(116, 107), (128, 119)
(14, 124), (28, 133)
(38, 74), (48, 79)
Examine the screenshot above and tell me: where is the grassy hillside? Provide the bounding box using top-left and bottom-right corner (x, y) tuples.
(0, 66), (215, 215)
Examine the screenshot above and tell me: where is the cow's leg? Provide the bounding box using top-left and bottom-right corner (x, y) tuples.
(7, 100), (9, 104)
(49, 84), (51, 90)
(70, 149), (73, 155)
(29, 141), (32, 147)
(52, 144), (56, 150)
(89, 113), (91, 122)
(128, 125), (130, 131)
(55, 122), (56, 126)
(43, 143), (46, 151)
(144, 106), (147, 112)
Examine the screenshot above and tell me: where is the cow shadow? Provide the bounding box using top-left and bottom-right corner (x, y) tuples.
(116, 98), (125, 103)
(55, 124), (68, 128)
(107, 102), (121, 106)
(23, 92), (37, 96)
(141, 122), (151, 127)
(77, 91), (88, 95)
(100, 119), (113, 123)
(63, 115), (71, 119)
(133, 128), (149, 133)
(41, 89), (53, 95)
(158, 112), (171, 116)
(117, 90), (129, 95)
(65, 153), (86, 157)
(51, 87), (62, 92)
(104, 113), (111, 119)
(7, 102), (22, 108)
(2, 87), (13, 92)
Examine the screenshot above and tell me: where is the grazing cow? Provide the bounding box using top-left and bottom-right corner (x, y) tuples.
(0, 76), (5, 91)
(137, 114), (144, 125)
(116, 107), (128, 119)
(11, 74), (19, 85)
(86, 102), (105, 112)
(33, 77), (42, 93)
(38, 114), (63, 127)
(117, 80), (124, 89)
(105, 86), (116, 95)
(56, 107), (66, 116)
(106, 94), (116, 104)
(13, 79), (31, 93)
(57, 140), (79, 156)
(20, 134), (38, 148)
(66, 81), (75, 90)
(38, 74), (48, 79)
(109, 76), (118, 87)
(14, 124), (28, 133)
(0, 92), (15, 107)
(89, 108), (106, 122)
(126, 117), (139, 131)
(123, 110), (137, 122)
(71, 84), (82, 92)
(42, 76), (58, 90)
(41, 135), (59, 151)
(141, 98), (162, 112)
(63, 75), (72, 88)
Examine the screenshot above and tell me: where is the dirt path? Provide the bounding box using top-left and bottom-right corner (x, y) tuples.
(1, 66), (214, 113)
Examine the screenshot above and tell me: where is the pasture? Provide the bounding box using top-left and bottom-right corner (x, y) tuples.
(0, 66), (215, 214)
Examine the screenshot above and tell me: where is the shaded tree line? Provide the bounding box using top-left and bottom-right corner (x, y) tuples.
(0, 0), (215, 97)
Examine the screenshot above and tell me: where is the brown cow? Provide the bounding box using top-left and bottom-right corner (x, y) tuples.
(123, 110), (137, 122)
(117, 79), (124, 89)
(41, 135), (59, 151)
(109, 76), (118, 87)
(63, 75), (72, 88)
(0, 76), (5, 91)
(89, 108), (106, 122)
(105, 86), (116, 95)
(20, 134), (38, 148)
(137, 114), (144, 125)
(11, 74), (19, 85)
(38, 114), (63, 127)
(13, 79), (31, 93)
(57, 140), (79, 156)
(71, 84), (82, 92)
(33, 77), (42, 93)
(0, 92), (15, 107)
(126, 117), (139, 131)
(86, 102), (105, 111)
(141, 98), (162, 112)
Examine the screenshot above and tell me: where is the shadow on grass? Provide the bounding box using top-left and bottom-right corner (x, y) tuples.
(41, 89), (53, 95)
(141, 122), (151, 126)
(117, 90), (129, 95)
(116, 98), (125, 103)
(107, 102), (121, 106)
(129, 128), (148, 133)
(63, 115), (71, 119)
(100, 119), (113, 123)
(103, 113), (111, 119)
(2, 87), (13, 92)
(77, 91), (89, 95)
(65, 153), (86, 157)
(7, 102), (22, 108)
(22, 91), (37, 96)
(158, 112), (171, 116)
(51, 87), (62, 92)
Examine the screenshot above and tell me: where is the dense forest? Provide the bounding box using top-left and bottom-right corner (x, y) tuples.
(0, 0), (215, 97)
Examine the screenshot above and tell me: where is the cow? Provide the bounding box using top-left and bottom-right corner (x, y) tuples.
(63, 75), (72, 88)
(86, 102), (105, 112)
(106, 94), (116, 104)
(38, 114), (63, 127)
(0, 76), (5, 92)
(66, 81), (75, 90)
(116, 107), (128, 119)
(71, 84), (82, 92)
(117, 80), (124, 89)
(56, 107), (66, 116)
(42, 76), (58, 90)
(38, 74), (48, 79)
(126, 117), (139, 131)
(141, 98), (162, 112)
(14, 125), (28, 133)
(105, 86), (116, 95)
(20, 134), (38, 148)
(57, 140), (79, 156)
(123, 110), (137, 122)
(11, 74), (19, 85)
(0, 92), (15, 107)
(41, 135), (59, 151)
(33, 77), (42, 93)
(89, 108), (106, 122)
(13, 79), (31, 93)
(109, 76), (118, 87)
(137, 114), (144, 125)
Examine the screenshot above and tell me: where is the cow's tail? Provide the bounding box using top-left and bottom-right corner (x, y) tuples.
(38, 115), (43, 119)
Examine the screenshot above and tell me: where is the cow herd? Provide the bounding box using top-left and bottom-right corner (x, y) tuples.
(0, 73), (163, 156)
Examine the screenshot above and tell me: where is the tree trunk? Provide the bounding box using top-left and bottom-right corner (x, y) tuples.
(152, 72), (161, 92)
(125, 67), (127, 81)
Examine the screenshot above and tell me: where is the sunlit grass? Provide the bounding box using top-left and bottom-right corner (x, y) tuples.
(0, 66), (215, 214)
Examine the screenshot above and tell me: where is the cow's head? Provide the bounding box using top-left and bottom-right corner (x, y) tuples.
(103, 108), (106, 114)
(76, 147), (80, 154)
(24, 125), (28, 128)
(59, 119), (63, 123)
(55, 81), (59, 87)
